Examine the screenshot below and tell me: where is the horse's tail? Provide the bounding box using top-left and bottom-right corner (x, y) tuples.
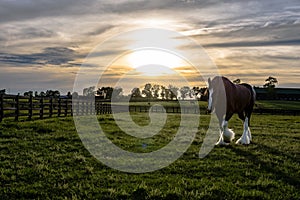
(241, 83), (256, 104)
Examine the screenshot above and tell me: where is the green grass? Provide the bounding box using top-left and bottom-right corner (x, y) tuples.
(0, 113), (299, 199)
(255, 100), (300, 110)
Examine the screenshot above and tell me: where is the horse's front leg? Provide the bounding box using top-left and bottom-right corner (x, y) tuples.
(236, 117), (251, 145)
(216, 120), (234, 145)
(216, 126), (227, 146)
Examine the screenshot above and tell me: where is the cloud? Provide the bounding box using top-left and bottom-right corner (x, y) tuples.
(88, 50), (125, 58)
(87, 25), (116, 36)
(204, 39), (300, 48)
(0, 47), (82, 66)
(0, 0), (94, 23)
(1, 26), (57, 42)
(20, 27), (57, 39)
(0, 0), (300, 93)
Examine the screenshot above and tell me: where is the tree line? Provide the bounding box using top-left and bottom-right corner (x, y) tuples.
(81, 84), (207, 101)
(0, 76), (278, 100)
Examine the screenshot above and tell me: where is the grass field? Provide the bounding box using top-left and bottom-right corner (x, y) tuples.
(0, 112), (299, 199)
(255, 100), (300, 110)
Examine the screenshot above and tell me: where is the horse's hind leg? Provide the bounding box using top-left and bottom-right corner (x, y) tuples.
(236, 111), (251, 145)
(239, 112), (252, 141)
(246, 111), (253, 141)
(238, 112), (245, 121)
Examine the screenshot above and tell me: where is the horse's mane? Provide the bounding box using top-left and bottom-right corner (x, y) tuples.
(221, 76), (234, 88)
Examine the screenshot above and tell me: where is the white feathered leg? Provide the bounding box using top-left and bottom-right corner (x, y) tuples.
(216, 129), (227, 145)
(216, 120), (234, 145)
(236, 117), (251, 145)
(248, 127), (252, 141)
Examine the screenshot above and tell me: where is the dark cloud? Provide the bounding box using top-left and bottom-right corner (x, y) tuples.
(0, 0), (299, 23)
(0, 47), (82, 66)
(0, 0), (94, 23)
(88, 50), (125, 58)
(87, 25), (115, 36)
(14, 27), (57, 40)
(21, 27), (57, 39)
(265, 55), (300, 61)
(204, 39), (300, 48)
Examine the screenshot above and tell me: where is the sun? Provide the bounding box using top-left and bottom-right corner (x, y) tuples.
(125, 49), (187, 76)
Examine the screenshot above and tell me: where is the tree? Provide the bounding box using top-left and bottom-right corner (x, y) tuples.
(112, 87), (123, 100)
(264, 76), (278, 88)
(160, 86), (166, 100)
(24, 91), (33, 97)
(67, 91), (72, 98)
(0, 89), (6, 95)
(97, 87), (113, 99)
(151, 84), (160, 99)
(142, 83), (153, 99)
(168, 85), (179, 100)
(233, 79), (241, 84)
(192, 86), (206, 97)
(180, 86), (190, 100)
(83, 86), (95, 97)
(192, 87), (200, 97)
(46, 90), (60, 97)
(40, 91), (46, 97)
(165, 88), (171, 100)
(131, 87), (142, 98)
(72, 92), (79, 98)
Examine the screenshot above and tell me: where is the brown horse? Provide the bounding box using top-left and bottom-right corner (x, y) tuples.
(207, 76), (256, 145)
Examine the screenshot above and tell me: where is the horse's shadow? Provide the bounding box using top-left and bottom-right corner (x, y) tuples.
(228, 143), (299, 188)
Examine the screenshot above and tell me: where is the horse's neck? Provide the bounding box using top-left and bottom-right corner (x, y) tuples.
(215, 79), (235, 106)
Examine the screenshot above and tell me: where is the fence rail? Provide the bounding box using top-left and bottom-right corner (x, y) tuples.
(0, 94), (73, 122)
(0, 94), (299, 122)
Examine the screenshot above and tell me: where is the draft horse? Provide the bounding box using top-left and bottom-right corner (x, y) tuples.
(207, 76), (256, 145)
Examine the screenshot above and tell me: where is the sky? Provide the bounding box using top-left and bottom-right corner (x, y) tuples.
(0, 0), (299, 95)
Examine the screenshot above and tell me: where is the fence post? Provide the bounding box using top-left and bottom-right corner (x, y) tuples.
(70, 99), (73, 116)
(58, 98), (61, 117)
(65, 99), (68, 116)
(40, 97), (44, 119)
(85, 99), (88, 115)
(0, 94), (3, 122)
(49, 97), (53, 117)
(15, 94), (20, 121)
(28, 95), (33, 120)
(77, 98), (80, 115)
(96, 101), (99, 115)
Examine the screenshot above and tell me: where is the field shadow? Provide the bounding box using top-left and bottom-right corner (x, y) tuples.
(230, 145), (300, 188)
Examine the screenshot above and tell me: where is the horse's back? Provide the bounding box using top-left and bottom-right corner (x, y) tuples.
(239, 83), (255, 103)
(223, 78), (255, 113)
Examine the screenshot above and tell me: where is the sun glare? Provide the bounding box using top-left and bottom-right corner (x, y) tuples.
(125, 49), (188, 76)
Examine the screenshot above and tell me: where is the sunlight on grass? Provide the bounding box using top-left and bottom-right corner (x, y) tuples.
(0, 114), (299, 199)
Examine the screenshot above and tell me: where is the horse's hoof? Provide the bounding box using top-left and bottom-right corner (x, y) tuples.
(215, 141), (230, 146)
(235, 139), (250, 145)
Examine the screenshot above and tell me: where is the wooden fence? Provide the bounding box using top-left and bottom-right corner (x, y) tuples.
(0, 94), (299, 122)
(0, 94), (73, 122)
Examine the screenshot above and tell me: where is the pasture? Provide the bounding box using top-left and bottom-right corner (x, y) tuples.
(0, 113), (299, 199)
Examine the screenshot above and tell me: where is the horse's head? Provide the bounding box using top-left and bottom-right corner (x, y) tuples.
(207, 76), (223, 113)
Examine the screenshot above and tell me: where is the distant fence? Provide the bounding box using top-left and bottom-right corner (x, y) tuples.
(253, 108), (299, 116)
(128, 105), (200, 114)
(0, 94), (299, 122)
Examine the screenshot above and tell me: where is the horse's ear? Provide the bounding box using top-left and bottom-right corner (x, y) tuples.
(208, 78), (211, 85)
